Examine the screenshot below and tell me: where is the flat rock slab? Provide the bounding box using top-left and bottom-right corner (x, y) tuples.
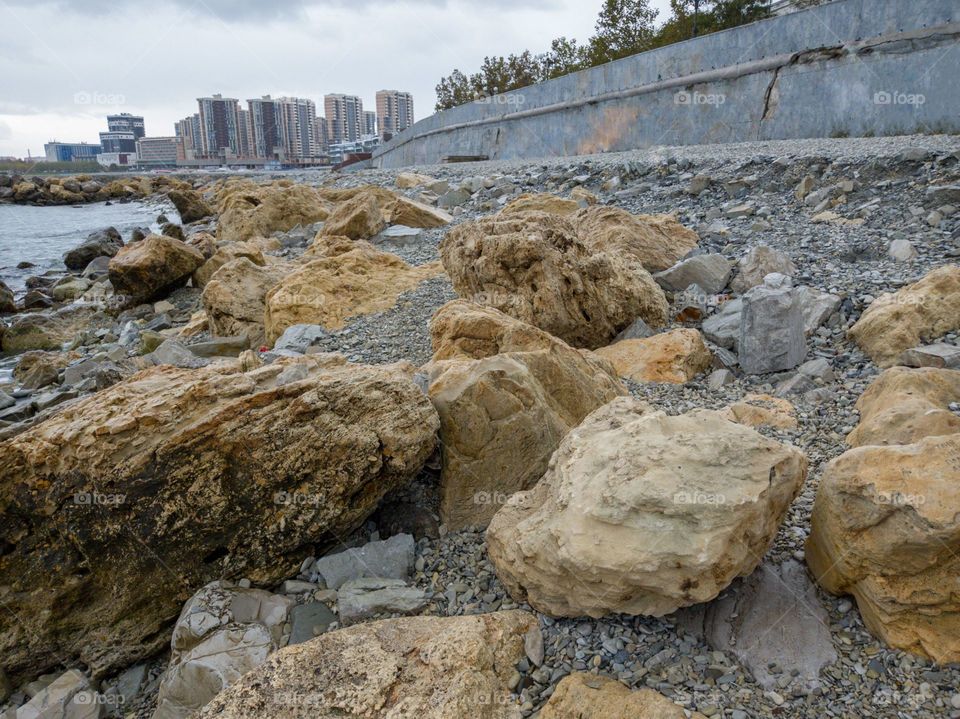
(337, 578), (429, 625)
(679, 560), (837, 691)
(289, 602), (337, 645)
(312, 533), (415, 590)
(900, 343), (960, 369)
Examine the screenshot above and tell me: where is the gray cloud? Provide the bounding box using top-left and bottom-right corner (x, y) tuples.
(3, 0), (546, 22)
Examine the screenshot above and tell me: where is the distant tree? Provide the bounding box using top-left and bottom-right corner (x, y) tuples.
(435, 69), (474, 111)
(543, 37), (588, 79)
(588, 0), (659, 64)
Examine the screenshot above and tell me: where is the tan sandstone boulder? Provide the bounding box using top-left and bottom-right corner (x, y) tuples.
(108, 235), (205, 304)
(0, 355), (439, 685)
(192, 240), (268, 289)
(388, 195), (452, 228)
(846, 367), (960, 447)
(572, 206), (699, 273)
(593, 328), (712, 383)
(440, 211), (669, 349)
(848, 265), (960, 367)
(426, 302), (625, 530)
(540, 673), (706, 719)
(202, 258), (291, 348)
(167, 187), (213, 224)
(195, 611), (537, 719)
(500, 193), (581, 217)
(487, 397), (807, 617)
(264, 243), (442, 343)
(320, 187), (392, 240)
(806, 434), (960, 663)
(217, 181), (333, 242)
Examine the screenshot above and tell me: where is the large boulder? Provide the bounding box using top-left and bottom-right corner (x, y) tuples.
(195, 611), (536, 719)
(0, 355), (439, 684)
(487, 397), (807, 617)
(217, 181), (332, 242)
(739, 274), (806, 375)
(848, 265), (960, 367)
(846, 367), (960, 447)
(806, 433), (960, 663)
(108, 235), (205, 304)
(167, 187), (213, 224)
(540, 673), (705, 719)
(426, 302), (625, 530)
(593, 328), (713, 384)
(202, 258), (291, 348)
(730, 245), (796, 294)
(62, 227), (124, 271)
(320, 187), (391, 240)
(440, 211), (669, 349)
(264, 240), (441, 343)
(192, 240), (268, 289)
(572, 206), (699, 273)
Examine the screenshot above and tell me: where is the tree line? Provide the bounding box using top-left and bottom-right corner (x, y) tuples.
(435, 0), (787, 111)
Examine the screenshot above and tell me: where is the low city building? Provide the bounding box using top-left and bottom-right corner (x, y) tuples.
(136, 136), (180, 167)
(43, 142), (101, 162)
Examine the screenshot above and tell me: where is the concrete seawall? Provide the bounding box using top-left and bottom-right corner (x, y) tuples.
(372, 0), (960, 168)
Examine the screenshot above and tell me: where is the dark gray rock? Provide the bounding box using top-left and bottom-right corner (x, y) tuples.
(62, 227), (123, 271)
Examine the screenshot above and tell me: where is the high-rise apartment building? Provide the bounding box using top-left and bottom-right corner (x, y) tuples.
(280, 97), (318, 159)
(197, 94), (242, 158)
(324, 94), (363, 145)
(375, 90), (414, 141)
(247, 96), (285, 158)
(362, 111), (377, 138)
(238, 108), (254, 158)
(314, 116), (328, 155)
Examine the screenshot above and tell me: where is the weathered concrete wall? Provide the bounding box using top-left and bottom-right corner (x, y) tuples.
(373, 0), (960, 168)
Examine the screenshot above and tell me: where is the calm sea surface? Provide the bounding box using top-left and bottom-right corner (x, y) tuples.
(0, 199), (178, 291)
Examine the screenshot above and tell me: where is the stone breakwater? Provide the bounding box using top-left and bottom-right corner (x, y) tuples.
(0, 173), (194, 206)
(0, 133), (959, 719)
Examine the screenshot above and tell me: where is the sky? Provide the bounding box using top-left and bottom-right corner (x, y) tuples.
(0, 0), (674, 158)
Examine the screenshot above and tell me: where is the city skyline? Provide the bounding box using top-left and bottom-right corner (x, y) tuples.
(0, 0), (676, 158)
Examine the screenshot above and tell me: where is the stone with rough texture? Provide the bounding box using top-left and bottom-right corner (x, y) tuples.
(594, 329), (713, 384)
(2, 306), (109, 354)
(722, 393), (798, 429)
(108, 235), (205, 304)
(739, 274), (806, 375)
(195, 611), (536, 719)
(702, 298), (742, 350)
(807, 434), (960, 663)
(192, 241), (268, 289)
(265, 239), (441, 342)
(202, 258), (290, 348)
(216, 181), (332, 242)
(426, 302), (625, 529)
(313, 534), (415, 590)
(440, 211), (668, 349)
(272, 324), (330, 353)
(487, 397), (807, 617)
(0, 280), (14, 314)
(573, 205), (699, 273)
(848, 265), (960, 367)
(653, 253), (733, 294)
(500, 193), (580, 217)
(730, 245), (797, 294)
(63, 227), (123, 271)
(167, 187), (213, 224)
(846, 367), (960, 447)
(539, 673), (705, 719)
(0, 355), (438, 685)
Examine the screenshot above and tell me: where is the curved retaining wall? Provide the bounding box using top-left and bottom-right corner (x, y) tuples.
(372, 0), (960, 168)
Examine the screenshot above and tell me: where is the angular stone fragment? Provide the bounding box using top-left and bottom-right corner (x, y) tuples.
(739, 274), (806, 375)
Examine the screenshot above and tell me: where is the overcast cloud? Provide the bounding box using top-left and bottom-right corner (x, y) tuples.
(0, 0), (672, 157)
